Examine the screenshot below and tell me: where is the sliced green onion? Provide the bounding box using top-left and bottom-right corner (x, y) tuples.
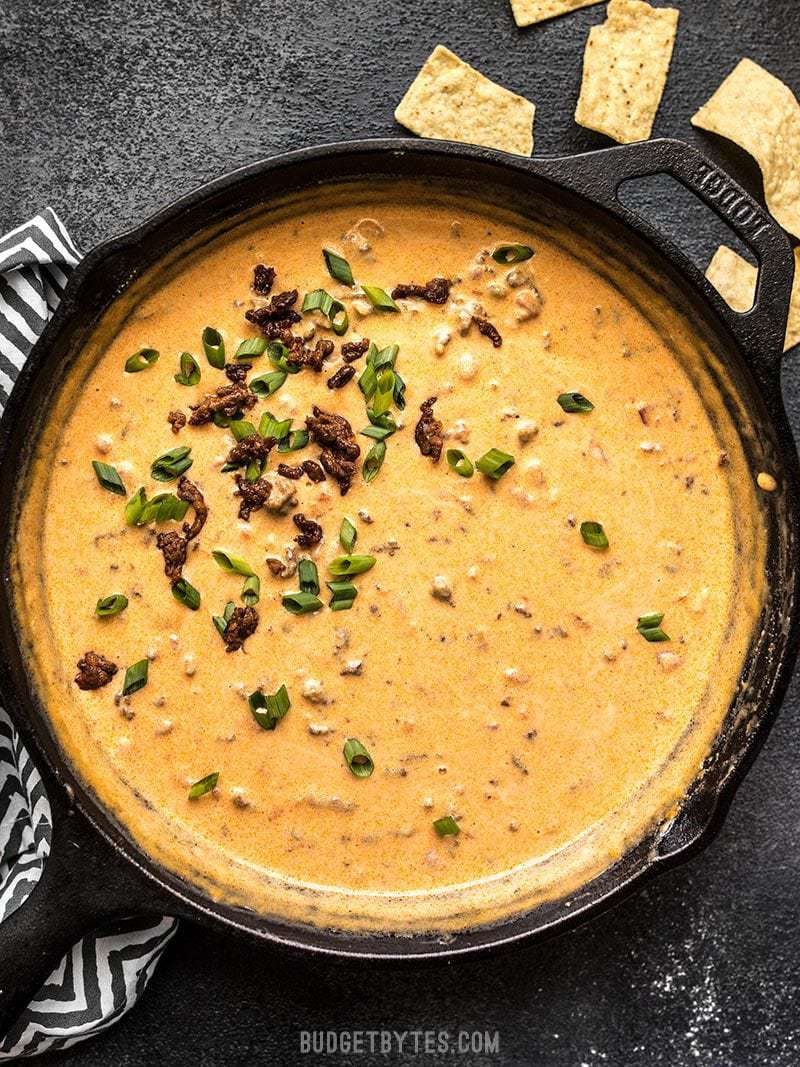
(235, 337), (268, 360)
(95, 594), (128, 617)
(371, 369), (395, 417)
(124, 347), (159, 373)
(393, 370), (406, 410)
(229, 419), (256, 442)
(212, 549), (255, 577)
(362, 440), (386, 483)
(446, 449), (474, 478)
(557, 391), (594, 414)
(433, 815), (460, 837)
(202, 326), (225, 368)
(476, 448), (515, 480)
(637, 612), (670, 642)
(151, 445), (193, 482)
(492, 244), (534, 264)
(580, 521), (609, 550)
(250, 370), (287, 397)
(125, 488), (189, 526)
(360, 424), (395, 441)
(371, 343), (399, 371)
(174, 351), (201, 386)
(259, 411), (292, 442)
(188, 772), (218, 799)
(323, 248), (354, 287)
(241, 574), (260, 606)
(328, 579), (357, 611)
(212, 600), (236, 637)
(301, 288), (348, 335)
(343, 738), (374, 778)
(361, 286), (399, 312)
(281, 590), (324, 615)
(249, 684), (290, 731)
(122, 658), (149, 696)
(328, 554), (376, 577)
(172, 578), (201, 610)
(277, 428), (310, 453)
(358, 361), (378, 401)
(298, 558), (320, 596)
(92, 460), (126, 496)
(267, 340), (302, 374)
(339, 517), (357, 553)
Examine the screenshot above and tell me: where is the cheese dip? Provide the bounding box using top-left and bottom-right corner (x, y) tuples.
(13, 182), (765, 934)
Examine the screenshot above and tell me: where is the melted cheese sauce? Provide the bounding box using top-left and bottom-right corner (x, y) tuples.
(14, 183), (764, 933)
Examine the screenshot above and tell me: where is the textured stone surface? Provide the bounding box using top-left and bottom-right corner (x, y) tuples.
(1, 0), (799, 1063)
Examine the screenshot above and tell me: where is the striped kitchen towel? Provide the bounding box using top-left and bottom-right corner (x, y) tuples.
(0, 211), (177, 1060)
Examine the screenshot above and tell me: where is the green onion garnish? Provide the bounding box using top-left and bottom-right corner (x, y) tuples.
(339, 518), (357, 553)
(171, 578), (201, 611)
(492, 244), (534, 264)
(277, 428), (310, 453)
(151, 446), (193, 482)
(212, 549), (255, 577)
(446, 449), (474, 478)
(249, 684), (290, 731)
(229, 419), (256, 442)
(360, 424), (395, 441)
(250, 370), (287, 397)
(476, 449), (515, 480)
(323, 248), (354, 287)
(281, 590), (324, 615)
(328, 579), (357, 611)
(301, 288), (348, 335)
(212, 600), (236, 637)
(124, 347), (159, 373)
(637, 612), (670, 642)
(125, 488), (189, 526)
(371, 369), (395, 417)
(174, 351), (201, 386)
(298, 558), (320, 595)
(122, 658), (149, 696)
(267, 340), (302, 374)
(371, 343), (399, 371)
(92, 460), (126, 496)
(235, 337), (267, 359)
(361, 286), (399, 312)
(202, 326), (225, 368)
(580, 521), (609, 550)
(328, 554), (376, 577)
(393, 370), (407, 410)
(343, 738), (374, 778)
(259, 411), (292, 442)
(433, 815), (460, 837)
(358, 361), (378, 401)
(95, 594), (128, 617)
(188, 772), (219, 799)
(363, 440), (386, 483)
(241, 574), (260, 606)
(557, 392), (594, 414)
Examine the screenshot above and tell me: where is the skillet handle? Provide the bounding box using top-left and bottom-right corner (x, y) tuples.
(0, 767), (164, 1040)
(539, 138), (795, 396)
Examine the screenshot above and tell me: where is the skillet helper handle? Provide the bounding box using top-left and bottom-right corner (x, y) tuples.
(0, 771), (157, 1040)
(548, 138), (795, 395)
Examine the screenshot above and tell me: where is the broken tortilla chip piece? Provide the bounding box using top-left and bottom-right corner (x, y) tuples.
(706, 244), (800, 352)
(691, 59), (800, 241)
(574, 0), (679, 144)
(510, 0), (602, 27)
(395, 45), (535, 157)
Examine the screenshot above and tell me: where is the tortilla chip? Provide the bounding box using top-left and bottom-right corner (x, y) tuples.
(692, 60), (800, 241)
(510, 0), (602, 28)
(706, 244), (800, 352)
(574, 0), (679, 144)
(395, 46), (535, 157)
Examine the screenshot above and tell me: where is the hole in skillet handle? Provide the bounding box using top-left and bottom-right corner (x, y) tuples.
(654, 790), (720, 862)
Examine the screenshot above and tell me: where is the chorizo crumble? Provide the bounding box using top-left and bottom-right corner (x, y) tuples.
(156, 477), (207, 581)
(475, 315), (503, 348)
(189, 381), (256, 425)
(306, 405), (360, 495)
(234, 474), (272, 520)
(293, 513), (324, 548)
(252, 264), (276, 296)
(222, 605), (259, 652)
(224, 362), (250, 383)
(415, 396), (444, 462)
(327, 365), (356, 390)
(391, 277), (451, 304)
(167, 410), (186, 434)
(75, 651), (118, 691)
(341, 338), (370, 363)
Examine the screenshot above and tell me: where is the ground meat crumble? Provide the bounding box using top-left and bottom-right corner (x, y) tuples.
(391, 277), (451, 304)
(156, 477), (207, 580)
(341, 338), (370, 363)
(75, 651), (118, 691)
(188, 381), (256, 425)
(222, 605), (259, 652)
(415, 396), (444, 462)
(167, 410), (186, 434)
(327, 365), (355, 390)
(225, 433), (276, 470)
(293, 513), (323, 547)
(306, 405), (360, 495)
(252, 264), (276, 296)
(475, 315), (502, 348)
(234, 474), (272, 520)
(224, 362), (250, 383)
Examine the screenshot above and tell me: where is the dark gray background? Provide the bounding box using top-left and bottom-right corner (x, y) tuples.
(1, 1), (798, 1064)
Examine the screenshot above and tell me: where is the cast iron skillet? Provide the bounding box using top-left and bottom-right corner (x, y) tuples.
(0, 137), (797, 1032)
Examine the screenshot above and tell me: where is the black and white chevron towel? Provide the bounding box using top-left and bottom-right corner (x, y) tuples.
(0, 211), (177, 1059)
